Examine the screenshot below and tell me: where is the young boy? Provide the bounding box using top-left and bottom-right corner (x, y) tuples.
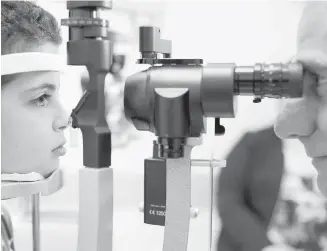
(1, 1), (70, 178)
(1, 2), (70, 250)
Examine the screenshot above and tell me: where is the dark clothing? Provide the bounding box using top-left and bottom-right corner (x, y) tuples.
(217, 126), (284, 251)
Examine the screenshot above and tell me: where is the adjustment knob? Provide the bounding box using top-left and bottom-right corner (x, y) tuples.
(253, 97), (262, 103)
(215, 118), (225, 135)
(61, 18), (109, 27)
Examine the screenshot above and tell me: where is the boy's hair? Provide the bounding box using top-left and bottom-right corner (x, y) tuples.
(1, 1), (63, 85)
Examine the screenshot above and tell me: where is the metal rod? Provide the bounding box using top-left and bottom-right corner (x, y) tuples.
(32, 193), (41, 251)
(191, 159), (224, 168)
(211, 165), (222, 251)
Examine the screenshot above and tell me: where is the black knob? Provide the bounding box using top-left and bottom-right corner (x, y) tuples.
(253, 97), (262, 103)
(215, 118), (225, 136)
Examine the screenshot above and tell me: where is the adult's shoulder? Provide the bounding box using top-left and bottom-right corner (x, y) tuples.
(249, 126), (281, 145)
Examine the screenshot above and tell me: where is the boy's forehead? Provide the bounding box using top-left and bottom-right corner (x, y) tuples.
(20, 71), (61, 90)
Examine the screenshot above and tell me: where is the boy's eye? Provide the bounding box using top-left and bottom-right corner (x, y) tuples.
(32, 94), (51, 107)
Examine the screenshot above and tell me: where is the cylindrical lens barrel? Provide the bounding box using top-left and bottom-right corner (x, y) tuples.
(234, 62), (303, 98)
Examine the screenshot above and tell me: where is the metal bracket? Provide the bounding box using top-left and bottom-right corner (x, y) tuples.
(138, 26), (203, 66)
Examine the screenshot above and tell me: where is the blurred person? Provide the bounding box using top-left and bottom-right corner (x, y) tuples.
(269, 199), (304, 247)
(218, 2), (327, 249)
(292, 179), (327, 251)
(274, 2), (327, 198)
(217, 126), (285, 251)
(269, 179), (327, 251)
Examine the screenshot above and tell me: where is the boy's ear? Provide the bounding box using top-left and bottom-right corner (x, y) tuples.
(297, 2), (327, 54)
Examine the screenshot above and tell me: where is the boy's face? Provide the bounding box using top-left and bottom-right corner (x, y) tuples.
(1, 44), (70, 178)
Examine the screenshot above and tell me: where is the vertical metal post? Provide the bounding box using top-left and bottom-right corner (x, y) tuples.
(32, 193), (41, 251)
(210, 162), (225, 251)
(209, 163), (213, 251)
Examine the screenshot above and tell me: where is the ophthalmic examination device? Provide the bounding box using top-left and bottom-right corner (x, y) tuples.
(61, 1), (304, 251)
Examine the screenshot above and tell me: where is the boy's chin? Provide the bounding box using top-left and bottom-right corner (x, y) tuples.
(39, 158), (60, 178)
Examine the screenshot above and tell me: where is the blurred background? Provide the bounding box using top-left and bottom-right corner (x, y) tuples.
(3, 1), (327, 251)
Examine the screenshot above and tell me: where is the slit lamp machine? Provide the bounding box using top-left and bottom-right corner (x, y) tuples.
(60, 1), (303, 251)
(1, 1), (305, 251)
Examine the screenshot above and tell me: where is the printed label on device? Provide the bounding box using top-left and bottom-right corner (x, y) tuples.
(144, 158), (166, 226)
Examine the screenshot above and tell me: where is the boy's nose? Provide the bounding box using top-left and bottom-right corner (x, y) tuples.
(53, 115), (70, 132)
(274, 98), (318, 139)
(53, 104), (71, 132)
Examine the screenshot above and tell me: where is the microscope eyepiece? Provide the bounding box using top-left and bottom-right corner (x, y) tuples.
(234, 62), (304, 99)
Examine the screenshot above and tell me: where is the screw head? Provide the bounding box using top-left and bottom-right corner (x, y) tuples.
(190, 207), (199, 218)
(138, 202), (144, 213)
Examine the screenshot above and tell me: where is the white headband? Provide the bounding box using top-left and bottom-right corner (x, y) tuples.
(1, 52), (66, 76)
